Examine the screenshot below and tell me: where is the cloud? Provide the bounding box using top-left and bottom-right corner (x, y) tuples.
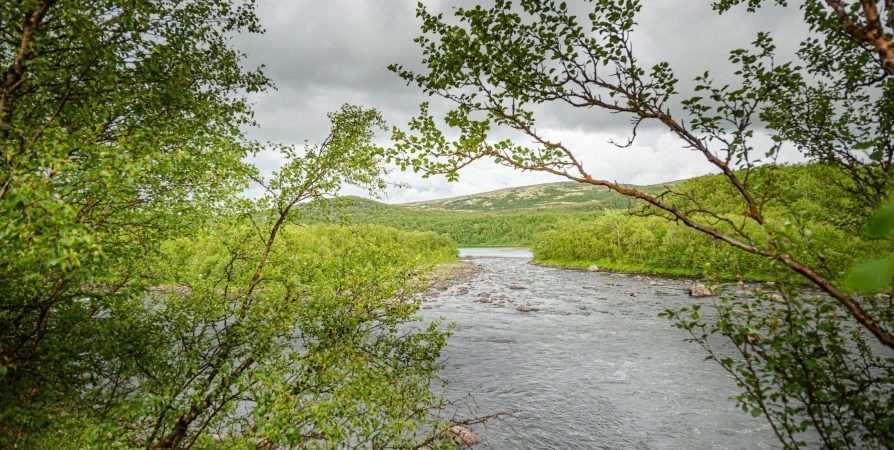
(232, 0), (809, 204)
(376, 127), (805, 203)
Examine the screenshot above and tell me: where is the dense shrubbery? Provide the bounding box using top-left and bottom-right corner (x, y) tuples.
(4, 221), (459, 449)
(315, 198), (597, 246)
(0, 2), (460, 446)
(532, 164), (890, 280)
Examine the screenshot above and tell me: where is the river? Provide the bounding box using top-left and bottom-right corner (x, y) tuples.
(419, 248), (779, 449)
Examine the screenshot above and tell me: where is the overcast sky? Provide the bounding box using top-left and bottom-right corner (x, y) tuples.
(233, 0), (808, 203)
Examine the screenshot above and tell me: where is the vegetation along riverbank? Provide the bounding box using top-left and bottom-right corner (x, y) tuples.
(5, 0), (894, 449)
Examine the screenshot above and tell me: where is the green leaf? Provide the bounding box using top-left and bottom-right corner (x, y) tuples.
(845, 258), (894, 291)
(867, 204), (894, 239)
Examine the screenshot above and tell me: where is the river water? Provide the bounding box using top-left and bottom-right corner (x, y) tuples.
(419, 248), (779, 449)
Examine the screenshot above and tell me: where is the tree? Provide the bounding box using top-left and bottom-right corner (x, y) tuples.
(0, 2), (461, 448)
(390, 0), (894, 447)
(131, 105), (458, 450)
(1, 0), (268, 446)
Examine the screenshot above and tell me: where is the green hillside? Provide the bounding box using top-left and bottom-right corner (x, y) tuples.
(302, 181), (672, 246)
(302, 196), (598, 246)
(401, 181), (671, 213)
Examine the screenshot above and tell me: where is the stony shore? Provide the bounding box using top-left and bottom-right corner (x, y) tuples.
(427, 261), (487, 291)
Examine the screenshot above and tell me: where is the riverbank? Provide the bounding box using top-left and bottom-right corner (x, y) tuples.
(426, 261), (487, 290)
(532, 258), (783, 283)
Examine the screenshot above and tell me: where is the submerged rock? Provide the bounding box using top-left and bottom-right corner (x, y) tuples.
(688, 284), (714, 297)
(449, 426), (481, 447)
(457, 288), (469, 295)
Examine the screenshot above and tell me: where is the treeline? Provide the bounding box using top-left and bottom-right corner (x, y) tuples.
(532, 164), (891, 280)
(303, 198), (602, 246)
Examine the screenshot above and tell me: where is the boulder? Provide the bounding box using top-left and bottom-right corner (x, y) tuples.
(587, 265), (600, 272)
(516, 304), (539, 312)
(449, 426), (481, 448)
(688, 284), (714, 297)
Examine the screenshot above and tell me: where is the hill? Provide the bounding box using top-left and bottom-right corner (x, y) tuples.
(302, 181), (671, 246)
(399, 181), (672, 213)
(301, 195), (599, 247)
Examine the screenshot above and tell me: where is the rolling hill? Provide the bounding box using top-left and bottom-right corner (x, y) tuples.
(399, 181), (673, 213)
(301, 180), (675, 246)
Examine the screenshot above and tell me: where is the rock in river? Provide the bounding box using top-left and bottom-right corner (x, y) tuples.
(587, 265), (600, 272)
(508, 284), (527, 290)
(449, 426), (481, 447)
(516, 304), (540, 312)
(688, 284), (714, 297)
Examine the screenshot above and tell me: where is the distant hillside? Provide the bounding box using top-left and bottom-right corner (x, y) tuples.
(399, 181), (673, 213)
(300, 180), (676, 246)
(301, 194), (601, 246)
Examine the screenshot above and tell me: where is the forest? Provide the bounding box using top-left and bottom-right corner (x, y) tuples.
(532, 164), (893, 281)
(4, 0), (894, 449)
(0, 2), (464, 447)
(318, 163), (891, 282)
(302, 197), (598, 246)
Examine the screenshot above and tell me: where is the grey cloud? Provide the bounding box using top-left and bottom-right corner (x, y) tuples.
(232, 0), (810, 203)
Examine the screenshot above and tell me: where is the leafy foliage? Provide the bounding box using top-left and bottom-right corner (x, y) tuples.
(0, 2), (462, 447)
(392, 0), (894, 447)
(1, 0), (268, 445)
(534, 164), (893, 281)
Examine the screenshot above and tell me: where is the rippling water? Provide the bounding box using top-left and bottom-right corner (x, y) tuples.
(420, 248), (779, 449)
